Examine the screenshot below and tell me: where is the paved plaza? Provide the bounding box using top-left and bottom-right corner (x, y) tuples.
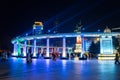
(0, 58), (120, 80)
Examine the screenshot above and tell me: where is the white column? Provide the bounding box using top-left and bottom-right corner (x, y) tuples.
(17, 41), (21, 56)
(23, 41), (27, 56)
(41, 48), (43, 54)
(33, 39), (36, 57)
(46, 38), (50, 57)
(81, 36), (84, 57)
(62, 37), (66, 58)
(13, 43), (18, 56)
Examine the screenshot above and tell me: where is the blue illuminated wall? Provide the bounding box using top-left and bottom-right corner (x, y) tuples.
(100, 36), (113, 54)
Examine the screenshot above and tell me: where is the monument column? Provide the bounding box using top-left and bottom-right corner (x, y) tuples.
(61, 36), (67, 59)
(100, 35), (113, 54)
(98, 27), (114, 60)
(13, 42), (18, 56)
(44, 38), (51, 59)
(33, 39), (36, 57)
(23, 40), (27, 56)
(17, 41), (21, 57)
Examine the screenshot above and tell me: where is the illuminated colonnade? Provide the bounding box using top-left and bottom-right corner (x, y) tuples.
(13, 36), (68, 58)
(12, 32), (120, 59)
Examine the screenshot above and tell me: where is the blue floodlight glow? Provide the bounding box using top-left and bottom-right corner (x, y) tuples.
(44, 2), (81, 26)
(48, 1), (101, 32)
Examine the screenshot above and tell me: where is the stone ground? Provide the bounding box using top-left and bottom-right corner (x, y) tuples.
(0, 57), (120, 80)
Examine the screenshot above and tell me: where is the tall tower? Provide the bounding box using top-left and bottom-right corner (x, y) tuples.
(33, 21), (43, 35)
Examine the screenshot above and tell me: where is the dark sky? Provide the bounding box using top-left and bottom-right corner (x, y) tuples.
(0, 0), (120, 50)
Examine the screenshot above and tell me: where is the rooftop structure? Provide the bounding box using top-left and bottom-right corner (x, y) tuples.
(33, 21), (43, 35)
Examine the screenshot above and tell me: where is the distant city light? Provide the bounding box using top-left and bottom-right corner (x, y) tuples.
(97, 29), (100, 32)
(26, 33), (28, 36)
(48, 30), (50, 33)
(82, 28), (85, 31)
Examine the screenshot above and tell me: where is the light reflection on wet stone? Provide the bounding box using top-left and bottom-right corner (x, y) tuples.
(0, 58), (120, 80)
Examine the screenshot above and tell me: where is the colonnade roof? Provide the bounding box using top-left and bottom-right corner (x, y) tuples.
(11, 32), (120, 44)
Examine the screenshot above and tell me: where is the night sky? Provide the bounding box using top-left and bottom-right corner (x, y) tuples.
(0, 0), (120, 50)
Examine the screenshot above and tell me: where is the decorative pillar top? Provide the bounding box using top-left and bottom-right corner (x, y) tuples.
(104, 26), (111, 33)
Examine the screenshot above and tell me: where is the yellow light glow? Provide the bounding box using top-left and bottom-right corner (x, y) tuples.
(34, 22), (43, 26)
(74, 56), (79, 60)
(74, 44), (82, 53)
(96, 38), (100, 41)
(98, 54), (115, 60)
(98, 57), (115, 60)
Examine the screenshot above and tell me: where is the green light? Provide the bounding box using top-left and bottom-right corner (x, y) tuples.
(17, 43), (21, 56)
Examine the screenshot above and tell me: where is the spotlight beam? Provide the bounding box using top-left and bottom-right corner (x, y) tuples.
(85, 9), (120, 30)
(49, 0), (102, 32)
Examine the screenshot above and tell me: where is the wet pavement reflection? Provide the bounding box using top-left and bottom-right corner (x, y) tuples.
(0, 58), (120, 80)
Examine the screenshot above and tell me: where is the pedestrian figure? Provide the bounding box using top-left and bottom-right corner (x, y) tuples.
(115, 53), (120, 64)
(26, 53), (32, 63)
(52, 53), (56, 61)
(1, 50), (7, 62)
